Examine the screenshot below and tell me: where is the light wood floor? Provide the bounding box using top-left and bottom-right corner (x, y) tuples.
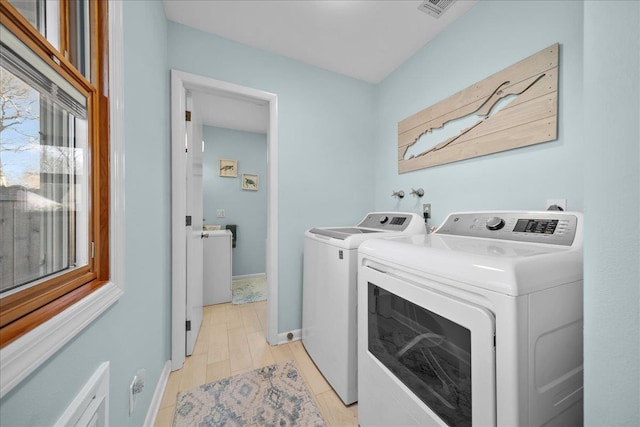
(154, 301), (358, 426)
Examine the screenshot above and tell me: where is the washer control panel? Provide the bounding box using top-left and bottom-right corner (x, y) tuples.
(436, 212), (579, 246)
(358, 212), (415, 231)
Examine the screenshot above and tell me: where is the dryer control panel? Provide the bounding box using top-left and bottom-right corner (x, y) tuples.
(436, 211), (579, 246)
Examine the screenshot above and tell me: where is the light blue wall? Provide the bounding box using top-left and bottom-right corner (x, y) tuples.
(168, 23), (376, 333)
(583, 1), (640, 425)
(372, 1), (639, 425)
(0, 2), (171, 426)
(372, 0), (584, 225)
(203, 126), (267, 276)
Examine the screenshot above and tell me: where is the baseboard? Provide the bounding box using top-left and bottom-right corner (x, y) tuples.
(277, 328), (301, 345)
(144, 360), (171, 427)
(232, 273), (266, 280)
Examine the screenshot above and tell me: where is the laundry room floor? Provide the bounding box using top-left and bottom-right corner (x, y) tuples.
(154, 301), (358, 426)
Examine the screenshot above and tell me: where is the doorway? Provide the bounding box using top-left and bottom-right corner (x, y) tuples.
(196, 93), (268, 305)
(170, 70), (279, 370)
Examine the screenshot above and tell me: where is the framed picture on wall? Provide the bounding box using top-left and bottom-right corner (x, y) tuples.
(242, 174), (259, 191)
(219, 159), (237, 177)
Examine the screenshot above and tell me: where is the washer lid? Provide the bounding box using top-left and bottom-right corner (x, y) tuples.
(305, 212), (427, 249)
(308, 227), (382, 240)
(358, 234), (583, 296)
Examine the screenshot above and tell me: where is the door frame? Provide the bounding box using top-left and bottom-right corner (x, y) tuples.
(170, 70), (279, 370)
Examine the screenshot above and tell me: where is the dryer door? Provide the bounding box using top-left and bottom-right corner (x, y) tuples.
(359, 265), (496, 427)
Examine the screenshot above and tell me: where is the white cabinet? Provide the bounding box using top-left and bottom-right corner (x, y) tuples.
(203, 230), (232, 305)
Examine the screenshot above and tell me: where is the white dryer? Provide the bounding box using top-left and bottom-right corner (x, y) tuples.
(302, 212), (426, 405)
(357, 211), (583, 426)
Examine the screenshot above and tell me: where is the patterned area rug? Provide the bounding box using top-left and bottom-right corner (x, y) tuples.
(173, 360), (326, 427)
(232, 275), (267, 305)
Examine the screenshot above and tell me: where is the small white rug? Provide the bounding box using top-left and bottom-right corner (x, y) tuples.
(232, 275), (267, 305)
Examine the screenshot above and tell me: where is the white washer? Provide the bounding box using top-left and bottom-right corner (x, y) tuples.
(357, 211), (583, 426)
(203, 229), (233, 305)
(302, 212), (426, 405)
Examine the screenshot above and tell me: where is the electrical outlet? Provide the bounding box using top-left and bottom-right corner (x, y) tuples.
(422, 203), (431, 219)
(546, 199), (567, 211)
(129, 369), (145, 415)
(216, 209), (225, 218)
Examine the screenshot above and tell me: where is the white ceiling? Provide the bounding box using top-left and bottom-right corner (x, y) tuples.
(192, 90), (269, 134)
(164, 0), (476, 131)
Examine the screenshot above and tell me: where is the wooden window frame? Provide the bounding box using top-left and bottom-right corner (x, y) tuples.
(0, 0), (110, 348)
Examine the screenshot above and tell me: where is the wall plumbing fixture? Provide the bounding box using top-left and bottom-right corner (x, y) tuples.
(410, 188), (424, 197)
(391, 190), (405, 199)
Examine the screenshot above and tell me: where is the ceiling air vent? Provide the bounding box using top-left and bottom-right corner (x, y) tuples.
(418, 0), (456, 19)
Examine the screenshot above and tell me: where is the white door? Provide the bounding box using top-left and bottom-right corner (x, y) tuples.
(185, 94), (203, 355)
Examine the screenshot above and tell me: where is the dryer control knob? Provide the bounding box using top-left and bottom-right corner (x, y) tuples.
(379, 216), (389, 224)
(486, 217), (505, 230)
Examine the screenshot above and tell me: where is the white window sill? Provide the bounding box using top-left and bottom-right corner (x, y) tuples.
(0, 282), (123, 398)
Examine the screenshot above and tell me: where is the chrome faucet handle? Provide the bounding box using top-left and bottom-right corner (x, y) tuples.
(391, 190), (405, 199)
(410, 188), (424, 197)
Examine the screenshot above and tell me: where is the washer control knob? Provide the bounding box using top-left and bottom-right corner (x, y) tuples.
(486, 217), (505, 230)
(379, 216), (389, 224)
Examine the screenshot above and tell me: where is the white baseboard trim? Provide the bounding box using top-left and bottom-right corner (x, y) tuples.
(232, 273), (266, 280)
(277, 328), (301, 345)
(144, 360), (171, 427)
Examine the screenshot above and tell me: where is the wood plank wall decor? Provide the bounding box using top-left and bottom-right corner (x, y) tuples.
(398, 43), (559, 173)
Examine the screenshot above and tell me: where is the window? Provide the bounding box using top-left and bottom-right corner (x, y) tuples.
(0, 0), (109, 348)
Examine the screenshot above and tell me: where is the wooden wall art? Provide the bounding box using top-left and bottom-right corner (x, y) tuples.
(398, 43), (559, 173)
